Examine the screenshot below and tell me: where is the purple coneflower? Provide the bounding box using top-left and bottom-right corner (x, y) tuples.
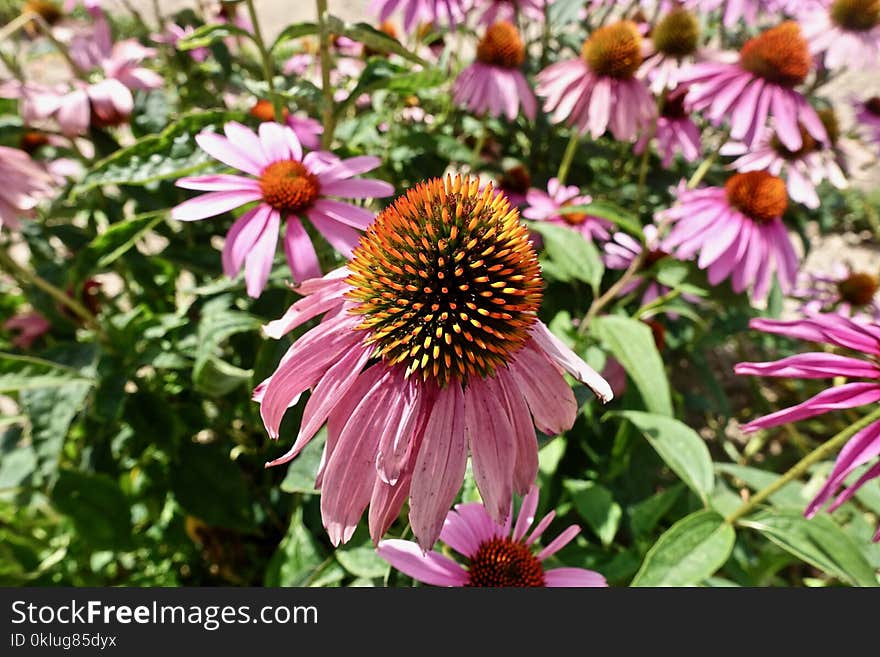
(472, 0), (544, 26)
(249, 99), (324, 151)
(721, 114), (846, 209)
(171, 121), (393, 297)
(660, 172), (799, 301)
(794, 264), (880, 322)
(855, 96), (880, 146)
(0, 146), (53, 232)
(634, 89), (702, 167)
(640, 6), (706, 94)
(377, 484), (608, 587)
(256, 175), (613, 549)
(369, 0), (465, 33)
(681, 22), (826, 151)
(736, 313), (880, 541)
(522, 178), (611, 242)
(799, 0), (880, 71)
(453, 21), (536, 121)
(536, 20), (655, 141)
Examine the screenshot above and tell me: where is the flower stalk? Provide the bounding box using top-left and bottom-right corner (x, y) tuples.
(316, 0), (337, 148)
(244, 0), (283, 120)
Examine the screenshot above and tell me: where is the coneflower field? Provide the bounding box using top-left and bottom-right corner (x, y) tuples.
(2, 0), (880, 588)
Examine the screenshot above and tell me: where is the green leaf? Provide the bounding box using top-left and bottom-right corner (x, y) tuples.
(549, 0), (587, 26)
(564, 480), (622, 547)
(326, 16), (430, 66)
(176, 23), (253, 50)
(193, 297), (261, 396)
(593, 316), (672, 415)
(530, 222), (604, 292)
(631, 510), (735, 586)
(269, 22), (320, 53)
(715, 463), (805, 508)
(335, 60), (445, 117)
(280, 430), (326, 494)
(0, 353), (92, 392)
(170, 441), (256, 531)
(614, 411), (714, 503)
(741, 509), (877, 587)
(629, 483), (685, 537)
(264, 507), (326, 586)
(336, 545), (390, 579)
(71, 211), (165, 281)
(51, 469), (133, 550)
(71, 111), (244, 197)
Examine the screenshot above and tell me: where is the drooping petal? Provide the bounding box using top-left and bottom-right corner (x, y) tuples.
(530, 322), (614, 402)
(409, 384), (468, 550)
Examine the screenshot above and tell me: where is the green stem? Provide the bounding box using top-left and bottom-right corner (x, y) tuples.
(244, 0), (282, 120)
(687, 128), (730, 189)
(556, 132), (580, 186)
(0, 245), (105, 338)
(470, 120), (489, 170)
(316, 0), (336, 149)
(724, 405), (880, 526)
(578, 246), (647, 335)
(634, 287), (681, 319)
(0, 11), (38, 42)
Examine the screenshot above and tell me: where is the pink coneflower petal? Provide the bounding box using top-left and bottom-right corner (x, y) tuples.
(466, 378), (515, 526)
(321, 178), (394, 199)
(806, 420), (880, 517)
(376, 378), (422, 486)
(537, 524), (581, 561)
(741, 382), (880, 432)
(223, 121), (268, 166)
(376, 539), (469, 586)
(512, 484), (540, 542)
(171, 190), (263, 221)
(496, 370), (539, 493)
(735, 353), (880, 379)
(440, 505), (488, 558)
(409, 384), (468, 550)
(177, 174), (261, 192)
(311, 199), (376, 231)
(543, 567), (608, 587)
(283, 216), (322, 283)
(322, 369), (396, 546)
(531, 322), (615, 402)
(259, 121), (297, 162)
(317, 156), (384, 184)
(222, 204), (270, 277)
(262, 275), (349, 339)
(244, 209), (281, 297)
(525, 510), (556, 546)
(508, 346), (577, 436)
(194, 131), (263, 176)
(827, 461), (880, 514)
(308, 211), (363, 257)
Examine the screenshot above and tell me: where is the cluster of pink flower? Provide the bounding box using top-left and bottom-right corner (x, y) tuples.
(3, 0), (880, 585)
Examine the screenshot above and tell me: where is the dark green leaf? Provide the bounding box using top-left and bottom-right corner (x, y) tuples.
(170, 441), (256, 531)
(715, 463), (805, 508)
(177, 23), (253, 50)
(280, 430), (325, 494)
(741, 509), (877, 587)
(530, 222), (604, 292)
(326, 16), (430, 66)
(0, 353), (92, 392)
(71, 111), (244, 196)
(264, 507), (326, 586)
(564, 479), (622, 546)
(632, 510), (735, 586)
(614, 411), (714, 502)
(193, 297), (261, 396)
(593, 316), (672, 415)
(51, 469), (132, 550)
(270, 22), (320, 53)
(629, 483), (685, 537)
(336, 545), (390, 579)
(71, 212), (165, 281)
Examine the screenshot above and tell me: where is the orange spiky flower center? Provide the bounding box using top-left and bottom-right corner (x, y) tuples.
(582, 20), (643, 79)
(258, 160), (320, 213)
(476, 21), (526, 69)
(865, 97), (880, 116)
(830, 0), (880, 31)
(652, 8), (700, 58)
(466, 538), (545, 587)
(346, 175), (543, 386)
(725, 171), (788, 223)
(838, 272), (879, 307)
(739, 22), (811, 88)
(250, 99), (289, 123)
